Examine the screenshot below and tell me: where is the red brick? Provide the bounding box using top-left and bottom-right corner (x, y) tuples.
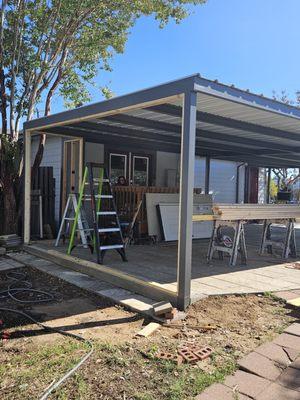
(273, 333), (300, 351)
(155, 353), (183, 366)
(255, 342), (291, 367)
(278, 367), (300, 391)
(257, 382), (300, 400)
(224, 370), (271, 398)
(284, 323), (300, 337)
(238, 352), (283, 381)
(195, 383), (251, 400)
(178, 348), (198, 363)
(193, 346), (213, 361)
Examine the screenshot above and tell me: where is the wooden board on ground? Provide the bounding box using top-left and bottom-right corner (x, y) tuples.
(136, 322), (161, 337)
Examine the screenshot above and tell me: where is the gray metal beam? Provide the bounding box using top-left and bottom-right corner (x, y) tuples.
(267, 168), (271, 204)
(177, 91), (197, 311)
(103, 113), (300, 154)
(220, 155), (300, 168)
(147, 104), (300, 143)
(43, 126), (228, 157)
(205, 157), (210, 194)
(45, 121), (291, 158)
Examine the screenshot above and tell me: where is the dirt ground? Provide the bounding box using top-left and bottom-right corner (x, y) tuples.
(0, 263), (299, 400)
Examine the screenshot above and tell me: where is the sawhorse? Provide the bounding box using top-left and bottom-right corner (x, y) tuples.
(207, 220), (247, 267)
(259, 218), (297, 259)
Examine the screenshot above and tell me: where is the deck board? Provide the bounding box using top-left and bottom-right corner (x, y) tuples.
(32, 223), (300, 303)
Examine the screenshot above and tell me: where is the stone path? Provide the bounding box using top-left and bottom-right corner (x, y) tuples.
(0, 257), (25, 272)
(196, 322), (300, 400)
(7, 252), (159, 317)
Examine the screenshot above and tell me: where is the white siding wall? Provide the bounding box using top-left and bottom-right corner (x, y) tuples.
(31, 135), (63, 224)
(156, 151), (180, 186)
(209, 160), (238, 203)
(194, 157), (206, 190)
(84, 142), (104, 163)
(155, 152), (245, 203)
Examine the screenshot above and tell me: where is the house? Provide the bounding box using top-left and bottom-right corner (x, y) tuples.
(23, 74), (300, 310)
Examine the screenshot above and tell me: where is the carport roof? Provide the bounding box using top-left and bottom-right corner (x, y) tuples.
(24, 73), (300, 168)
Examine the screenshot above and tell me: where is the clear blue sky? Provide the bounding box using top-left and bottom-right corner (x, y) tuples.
(51, 0), (300, 113)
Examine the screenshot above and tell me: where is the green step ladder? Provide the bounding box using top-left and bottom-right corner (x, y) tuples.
(68, 163), (127, 264)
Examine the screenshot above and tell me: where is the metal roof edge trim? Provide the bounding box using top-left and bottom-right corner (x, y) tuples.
(194, 76), (300, 120)
(24, 74), (199, 131)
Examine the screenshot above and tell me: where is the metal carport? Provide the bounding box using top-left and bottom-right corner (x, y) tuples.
(23, 73), (300, 309)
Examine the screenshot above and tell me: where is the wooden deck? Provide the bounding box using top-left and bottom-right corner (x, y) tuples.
(31, 224), (300, 304)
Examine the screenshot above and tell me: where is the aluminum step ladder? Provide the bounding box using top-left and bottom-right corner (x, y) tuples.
(87, 162), (127, 264)
(55, 193), (93, 252)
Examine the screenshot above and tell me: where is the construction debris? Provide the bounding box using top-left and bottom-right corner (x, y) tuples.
(178, 347), (199, 364)
(153, 301), (173, 316)
(156, 352), (183, 366)
(212, 203), (300, 221)
(0, 234), (22, 249)
(136, 322), (161, 338)
(155, 341), (213, 365)
(163, 322), (217, 332)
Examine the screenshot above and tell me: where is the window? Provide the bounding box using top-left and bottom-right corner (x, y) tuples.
(132, 156), (149, 186)
(109, 153), (127, 184)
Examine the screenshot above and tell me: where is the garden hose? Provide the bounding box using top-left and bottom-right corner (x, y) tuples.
(0, 270), (94, 399)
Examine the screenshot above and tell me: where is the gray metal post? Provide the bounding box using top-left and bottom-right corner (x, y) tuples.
(205, 157), (210, 195)
(177, 91), (197, 310)
(266, 168), (271, 204)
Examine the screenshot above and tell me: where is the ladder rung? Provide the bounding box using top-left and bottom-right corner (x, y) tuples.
(76, 228), (93, 232)
(100, 244), (124, 250)
(84, 180), (110, 186)
(97, 211), (116, 215)
(93, 178), (109, 183)
(64, 217), (75, 221)
(83, 195), (113, 199)
(98, 228), (120, 233)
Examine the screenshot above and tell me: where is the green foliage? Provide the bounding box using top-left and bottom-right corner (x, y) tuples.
(1, 0), (207, 132)
(269, 179), (278, 199)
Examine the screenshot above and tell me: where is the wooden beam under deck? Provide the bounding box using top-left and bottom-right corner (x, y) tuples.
(24, 244), (179, 305)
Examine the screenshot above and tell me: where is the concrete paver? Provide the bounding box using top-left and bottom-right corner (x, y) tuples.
(254, 342), (292, 368)
(196, 324), (300, 400)
(224, 370), (271, 398)
(273, 333), (300, 351)
(284, 323), (300, 337)
(274, 291), (300, 301)
(238, 351), (283, 381)
(278, 367), (300, 392)
(256, 382), (300, 400)
(283, 347), (299, 362)
(278, 368), (300, 392)
(7, 253), (158, 317)
(195, 383), (251, 400)
(0, 260), (26, 272)
(290, 358), (300, 370)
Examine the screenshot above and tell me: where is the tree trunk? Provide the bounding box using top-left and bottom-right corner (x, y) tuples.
(31, 132), (46, 176)
(2, 176), (17, 234)
(0, 68), (7, 135)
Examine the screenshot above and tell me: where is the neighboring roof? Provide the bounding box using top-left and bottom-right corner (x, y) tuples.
(24, 74), (300, 168)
